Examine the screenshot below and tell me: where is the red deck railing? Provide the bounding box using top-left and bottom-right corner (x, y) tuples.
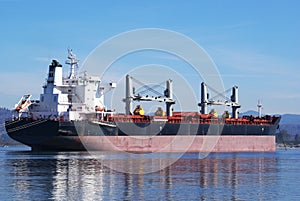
(106, 112), (277, 126)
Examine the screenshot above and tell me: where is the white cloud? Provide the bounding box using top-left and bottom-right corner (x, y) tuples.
(212, 22), (257, 31)
(34, 57), (51, 62)
(0, 72), (44, 96)
(221, 73), (265, 78)
(213, 48), (290, 75)
(270, 93), (300, 100)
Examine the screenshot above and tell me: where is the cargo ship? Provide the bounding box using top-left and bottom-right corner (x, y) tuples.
(5, 49), (280, 152)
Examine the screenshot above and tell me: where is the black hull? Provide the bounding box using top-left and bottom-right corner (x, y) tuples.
(5, 118), (280, 151)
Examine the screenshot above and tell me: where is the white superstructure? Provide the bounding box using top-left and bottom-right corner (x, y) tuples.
(23, 49), (114, 121)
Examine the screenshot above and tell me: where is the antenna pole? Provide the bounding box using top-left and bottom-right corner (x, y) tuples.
(65, 49), (79, 79)
(257, 100), (262, 118)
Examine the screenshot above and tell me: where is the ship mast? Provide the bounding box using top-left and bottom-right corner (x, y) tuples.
(257, 100), (263, 118)
(65, 48), (79, 79)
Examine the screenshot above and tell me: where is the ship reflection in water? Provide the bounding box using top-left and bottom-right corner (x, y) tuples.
(2, 149), (298, 200)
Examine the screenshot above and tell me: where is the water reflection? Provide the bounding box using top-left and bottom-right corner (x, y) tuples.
(7, 157), (56, 200)
(2, 151), (281, 200)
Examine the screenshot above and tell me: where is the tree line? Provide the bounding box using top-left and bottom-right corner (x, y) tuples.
(276, 129), (300, 146)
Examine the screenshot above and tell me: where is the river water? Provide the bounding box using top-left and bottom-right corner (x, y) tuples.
(0, 146), (299, 201)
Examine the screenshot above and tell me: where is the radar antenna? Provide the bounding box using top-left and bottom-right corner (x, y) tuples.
(65, 48), (79, 79)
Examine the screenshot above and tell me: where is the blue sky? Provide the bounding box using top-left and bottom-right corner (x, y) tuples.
(0, 0), (299, 114)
